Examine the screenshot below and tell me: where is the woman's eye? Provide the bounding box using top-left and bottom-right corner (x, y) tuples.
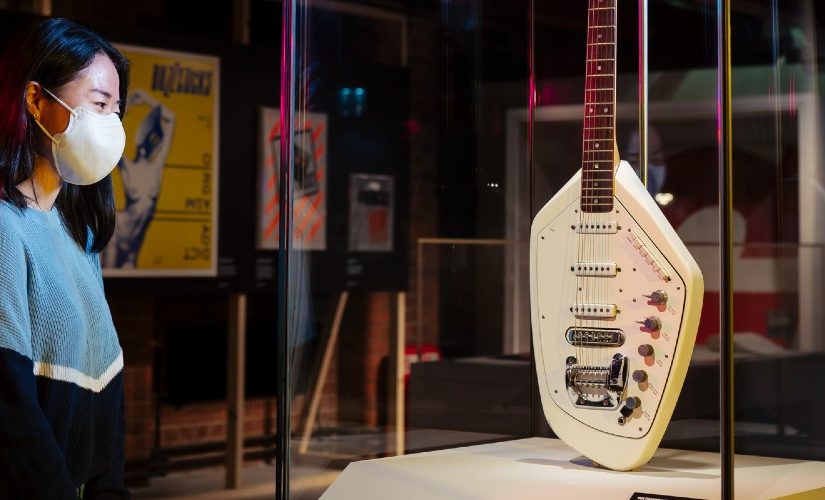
(95, 102), (106, 109)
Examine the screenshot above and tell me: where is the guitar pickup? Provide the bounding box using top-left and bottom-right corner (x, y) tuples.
(571, 262), (617, 277)
(575, 222), (618, 234)
(570, 303), (618, 319)
(566, 327), (625, 347)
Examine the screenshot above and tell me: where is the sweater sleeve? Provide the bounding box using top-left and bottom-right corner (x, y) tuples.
(82, 388), (129, 499)
(0, 225), (77, 499)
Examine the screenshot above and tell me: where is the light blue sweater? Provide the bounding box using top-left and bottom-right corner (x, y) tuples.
(0, 199), (126, 499)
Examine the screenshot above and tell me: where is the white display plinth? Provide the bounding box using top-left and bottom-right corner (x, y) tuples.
(322, 438), (825, 500)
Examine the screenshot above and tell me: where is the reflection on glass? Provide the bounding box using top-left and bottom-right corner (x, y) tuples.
(283, 0), (825, 497)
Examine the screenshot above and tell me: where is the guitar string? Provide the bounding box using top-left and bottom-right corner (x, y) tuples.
(577, 0), (596, 374)
(577, 0), (590, 378)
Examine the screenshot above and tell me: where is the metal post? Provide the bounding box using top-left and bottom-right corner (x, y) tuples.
(394, 292), (406, 455)
(638, 0), (648, 187)
(718, 0), (734, 497)
(232, 0), (251, 45)
(32, 0), (51, 16)
(226, 293), (247, 489)
(276, 0), (297, 498)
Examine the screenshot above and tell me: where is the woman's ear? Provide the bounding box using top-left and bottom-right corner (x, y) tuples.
(24, 81), (44, 121)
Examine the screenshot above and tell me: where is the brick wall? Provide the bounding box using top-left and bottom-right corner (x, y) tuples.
(113, 295), (283, 465)
(110, 294), (155, 462)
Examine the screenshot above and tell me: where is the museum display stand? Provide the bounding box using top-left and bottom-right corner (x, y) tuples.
(322, 438), (825, 500)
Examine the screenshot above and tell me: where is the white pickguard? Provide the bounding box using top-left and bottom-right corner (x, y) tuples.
(530, 161), (704, 471)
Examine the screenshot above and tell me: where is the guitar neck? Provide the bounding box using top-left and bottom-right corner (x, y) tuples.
(581, 0), (617, 213)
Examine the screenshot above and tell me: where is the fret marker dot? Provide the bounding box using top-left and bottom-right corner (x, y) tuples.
(589, 108), (593, 113)
(595, 143), (600, 148)
(597, 65), (602, 71)
(598, 34), (603, 39)
(595, 164), (599, 169)
(603, 107), (608, 113)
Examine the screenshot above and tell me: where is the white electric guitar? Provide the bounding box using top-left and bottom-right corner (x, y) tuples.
(529, 0), (704, 471)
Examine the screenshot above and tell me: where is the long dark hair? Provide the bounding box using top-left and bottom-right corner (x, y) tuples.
(0, 17), (128, 253)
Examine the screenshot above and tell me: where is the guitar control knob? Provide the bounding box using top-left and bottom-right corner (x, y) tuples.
(644, 290), (668, 305)
(625, 396), (641, 410)
(638, 344), (654, 357)
(643, 316), (661, 331)
(619, 405), (634, 418)
(632, 370), (648, 383)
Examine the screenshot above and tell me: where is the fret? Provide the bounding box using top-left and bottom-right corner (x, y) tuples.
(587, 61), (614, 71)
(583, 134), (613, 140)
(585, 87), (614, 91)
(587, 42), (615, 46)
(587, 51), (615, 60)
(584, 120), (613, 128)
(589, 25), (616, 29)
(583, 132), (613, 140)
(587, 59), (615, 62)
(590, 7), (615, 10)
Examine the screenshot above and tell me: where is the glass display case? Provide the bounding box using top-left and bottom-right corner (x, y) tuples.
(275, 0), (825, 498)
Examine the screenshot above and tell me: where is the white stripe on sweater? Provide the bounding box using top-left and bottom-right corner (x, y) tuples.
(32, 351), (123, 393)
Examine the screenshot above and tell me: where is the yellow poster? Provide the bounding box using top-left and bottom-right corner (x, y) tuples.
(102, 44), (219, 277)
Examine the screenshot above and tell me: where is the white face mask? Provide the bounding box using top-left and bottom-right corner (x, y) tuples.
(33, 87), (126, 186)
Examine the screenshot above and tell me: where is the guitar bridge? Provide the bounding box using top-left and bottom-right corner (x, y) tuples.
(565, 354), (628, 409)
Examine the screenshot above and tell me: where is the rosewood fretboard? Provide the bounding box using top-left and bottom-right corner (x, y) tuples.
(581, 0), (617, 213)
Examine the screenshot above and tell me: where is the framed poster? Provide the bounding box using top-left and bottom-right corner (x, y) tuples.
(348, 174), (394, 252)
(257, 108), (328, 250)
(101, 44), (219, 277)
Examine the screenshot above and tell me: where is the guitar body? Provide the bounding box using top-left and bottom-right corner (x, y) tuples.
(529, 161), (704, 471)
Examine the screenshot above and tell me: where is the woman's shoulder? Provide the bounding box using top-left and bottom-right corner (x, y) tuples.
(0, 200), (28, 266)
(0, 200), (27, 234)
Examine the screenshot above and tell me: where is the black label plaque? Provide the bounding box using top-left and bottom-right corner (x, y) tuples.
(630, 493), (706, 500)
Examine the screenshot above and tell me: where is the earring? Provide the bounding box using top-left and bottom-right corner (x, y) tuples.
(33, 112), (40, 121)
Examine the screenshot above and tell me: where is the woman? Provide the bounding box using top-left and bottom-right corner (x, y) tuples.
(0, 17), (130, 499)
